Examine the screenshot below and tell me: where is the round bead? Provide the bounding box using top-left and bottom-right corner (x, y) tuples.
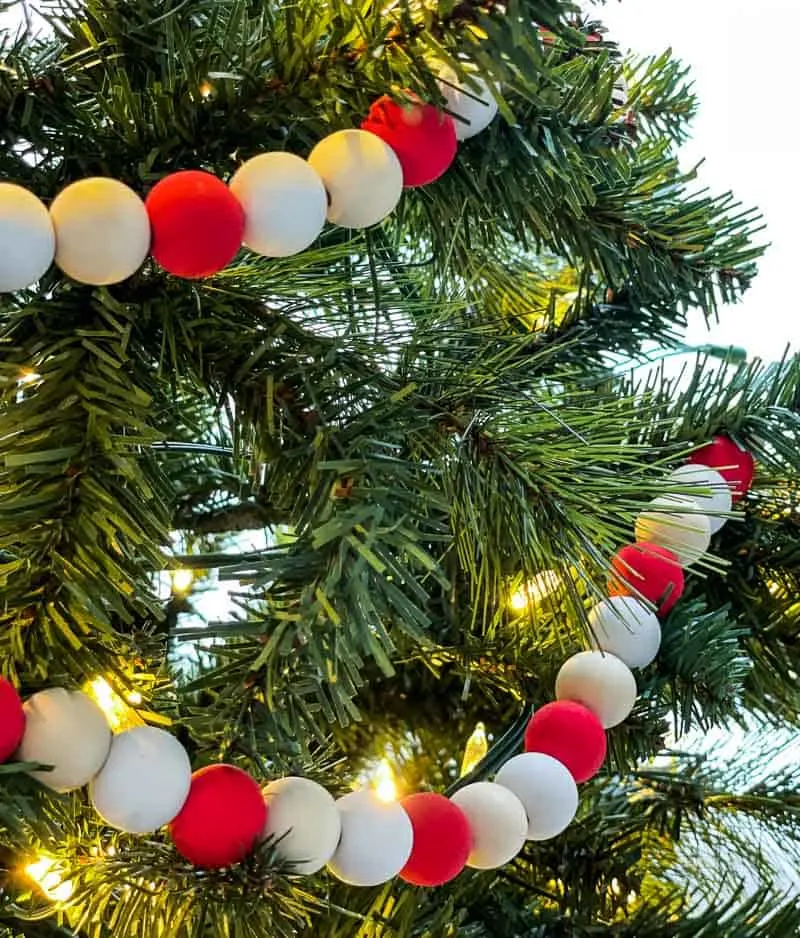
(495, 752), (578, 841)
(635, 494), (712, 567)
(0, 183), (55, 292)
(361, 96), (457, 188)
(49, 177), (150, 285)
(450, 782), (527, 870)
(612, 74), (629, 109)
(145, 170), (244, 278)
(588, 596), (662, 669)
(308, 129), (402, 229)
(399, 792), (471, 886)
(327, 789), (413, 887)
(261, 776), (341, 874)
(17, 688), (111, 792)
(229, 153), (327, 258)
(555, 651), (637, 729)
(687, 436), (755, 503)
(608, 542), (685, 616)
(169, 764), (267, 868)
(0, 676), (25, 763)
(89, 727), (191, 833)
(437, 66), (498, 140)
(668, 464), (732, 533)
(523, 701), (607, 783)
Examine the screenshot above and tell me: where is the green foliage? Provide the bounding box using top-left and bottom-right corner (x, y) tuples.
(1, 1), (797, 937)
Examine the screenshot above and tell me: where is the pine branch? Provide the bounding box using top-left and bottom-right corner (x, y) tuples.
(173, 501), (288, 533)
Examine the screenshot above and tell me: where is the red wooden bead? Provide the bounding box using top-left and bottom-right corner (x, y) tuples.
(0, 677), (25, 763)
(608, 542), (685, 616)
(687, 436), (755, 503)
(399, 792), (472, 886)
(145, 170), (244, 278)
(169, 764), (266, 868)
(361, 96), (457, 189)
(524, 701), (606, 783)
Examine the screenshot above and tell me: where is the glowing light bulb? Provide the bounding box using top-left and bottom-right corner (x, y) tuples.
(171, 568), (194, 595)
(199, 81), (214, 98)
(509, 569), (562, 611)
(25, 857), (73, 903)
(18, 369), (42, 386)
(509, 587), (531, 612)
(460, 721), (488, 776)
(373, 759), (398, 802)
(84, 677), (141, 731)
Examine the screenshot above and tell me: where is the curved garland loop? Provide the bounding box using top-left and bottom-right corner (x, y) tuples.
(0, 437), (755, 888)
(1, 37), (746, 895)
(0, 56), (630, 293)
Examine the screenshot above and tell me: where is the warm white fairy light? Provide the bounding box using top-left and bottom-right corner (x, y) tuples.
(171, 568), (194, 595)
(460, 721), (488, 776)
(509, 569), (563, 611)
(17, 368), (41, 386)
(373, 758), (398, 802)
(24, 856), (73, 903)
(84, 677), (141, 730)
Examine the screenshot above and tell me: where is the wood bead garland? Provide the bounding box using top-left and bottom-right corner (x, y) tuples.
(437, 66), (498, 140)
(0, 677), (25, 763)
(523, 701), (607, 783)
(588, 596), (662, 669)
(555, 651), (637, 729)
(399, 793), (472, 886)
(327, 790), (414, 887)
(608, 542), (685, 616)
(0, 183), (55, 292)
(145, 170), (245, 279)
(634, 494), (712, 567)
(169, 764), (267, 868)
(261, 776), (341, 874)
(228, 153), (327, 258)
(495, 753), (579, 841)
(667, 464), (732, 534)
(17, 688), (112, 793)
(687, 436), (755, 503)
(90, 726), (192, 834)
(308, 129), (403, 229)
(449, 782), (527, 870)
(49, 178), (151, 286)
(361, 95), (457, 188)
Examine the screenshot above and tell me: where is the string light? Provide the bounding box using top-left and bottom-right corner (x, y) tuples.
(509, 569), (562, 611)
(84, 677), (142, 731)
(24, 857), (73, 903)
(460, 722), (488, 776)
(17, 369), (41, 386)
(171, 568), (194, 595)
(373, 759), (398, 802)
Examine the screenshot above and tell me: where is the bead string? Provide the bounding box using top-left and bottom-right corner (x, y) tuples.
(0, 437), (754, 887)
(0, 63), (629, 293)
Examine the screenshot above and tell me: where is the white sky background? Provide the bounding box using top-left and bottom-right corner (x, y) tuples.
(602, 0), (799, 361)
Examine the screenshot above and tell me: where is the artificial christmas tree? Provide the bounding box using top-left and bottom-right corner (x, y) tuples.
(1, 2), (800, 937)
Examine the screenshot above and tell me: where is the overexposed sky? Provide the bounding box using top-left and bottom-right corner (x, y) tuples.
(604, 0), (798, 360)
